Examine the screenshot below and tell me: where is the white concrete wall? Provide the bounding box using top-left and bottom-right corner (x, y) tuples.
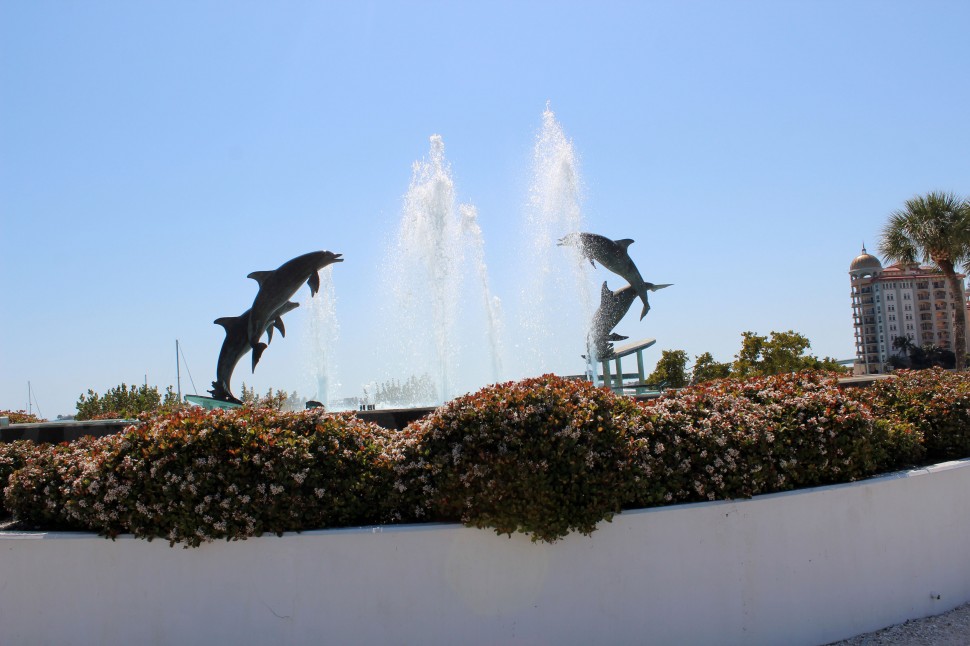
(2, 460), (969, 646)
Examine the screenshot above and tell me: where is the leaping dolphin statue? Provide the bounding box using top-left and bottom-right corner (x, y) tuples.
(557, 232), (671, 319)
(246, 250), (343, 369)
(586, 282), (637, 360)
(209, 302), (299, 404)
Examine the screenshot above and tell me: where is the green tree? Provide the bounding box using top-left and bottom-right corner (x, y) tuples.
(238, 384), (300, 410)
(646, 349), (689, 388)
(690, 352), (732, 384)
(732, 330), (847, 377)
(879, 191), (970, 370)
(75, 383), (181, 420)
(733, 332), (769, 378)
(889, 336), (956, 370)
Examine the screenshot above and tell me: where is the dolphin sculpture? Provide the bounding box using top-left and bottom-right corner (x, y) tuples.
(246, 250), (343, 369)
(209, 302), (299, 404)
(557, 232), (671, 319)
(586, 282), (637, 360)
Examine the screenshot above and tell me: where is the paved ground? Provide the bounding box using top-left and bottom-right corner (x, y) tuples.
(825, 602), (970, 645)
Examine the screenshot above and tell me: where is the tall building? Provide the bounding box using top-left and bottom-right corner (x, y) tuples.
(849, 246), (970, 374)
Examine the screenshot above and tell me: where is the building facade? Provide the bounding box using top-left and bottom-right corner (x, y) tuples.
(850, 246), (970, 374)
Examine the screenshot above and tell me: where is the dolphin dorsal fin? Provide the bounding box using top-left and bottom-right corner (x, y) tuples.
(214, 315), (245, 331)
(307, 271), (320, 296)
(247, 271), (273, 286)
(615, 238), (635, 250)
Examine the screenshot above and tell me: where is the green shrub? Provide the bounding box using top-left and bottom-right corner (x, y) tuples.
(630, 372), (894, 508)
(0, 410), (45, 423)
(866, 368), (970, 462)
(4, 370), (969, 547)
(4, 408), (402, 546)
(392, 375), (649, 542)
(0, 440), (36, 516)
(4, 436), (119, 530)
(75, 383), (181, 421)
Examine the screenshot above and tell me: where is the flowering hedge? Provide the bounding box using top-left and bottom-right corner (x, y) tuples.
(629, 372), (916, 510)
(4, 408), (401, 547)
(866, 368), (970, 462)
(391, 375), (648, 542)
(2, 370), (968, 546)
(0, 410), (44, 423)
(0, 440), (34, 516)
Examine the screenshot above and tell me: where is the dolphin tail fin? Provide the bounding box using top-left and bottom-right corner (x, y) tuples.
(649, 283), (673, 292)
(251, 342), (268, 372)
(308, 271), (320, 296)
(607, 333), (628, 342)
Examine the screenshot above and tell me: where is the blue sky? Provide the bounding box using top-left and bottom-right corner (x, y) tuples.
(2, 1), (969, 416)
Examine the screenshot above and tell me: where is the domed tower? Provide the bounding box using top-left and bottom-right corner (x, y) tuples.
(850, 246), (882, 278)
(849, 245), (883, 374)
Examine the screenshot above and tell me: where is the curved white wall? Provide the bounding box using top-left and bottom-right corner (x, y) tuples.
(2, 460), (969, 646)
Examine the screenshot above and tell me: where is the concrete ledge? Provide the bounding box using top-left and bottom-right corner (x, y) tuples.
(0, 419), (138, 443)
(2, 459), (969, 645)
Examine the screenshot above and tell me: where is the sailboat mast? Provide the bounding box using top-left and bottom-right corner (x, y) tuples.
(176, 340), (182, 401)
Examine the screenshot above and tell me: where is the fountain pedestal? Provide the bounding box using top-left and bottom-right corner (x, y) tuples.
(598, 338), (657, 393)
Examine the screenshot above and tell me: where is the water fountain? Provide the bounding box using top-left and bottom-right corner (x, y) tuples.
(314, 105), (593, 409)
(514, 103), (594, 380)
(301, 266), (339, 407)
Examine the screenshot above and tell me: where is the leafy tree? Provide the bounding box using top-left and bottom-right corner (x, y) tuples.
(879, 191), (970, 369)
(690, 352), (732, 384)
(238, 384), (302, 411)
(888, 336), (956, 370)
(733, 332), (769, 378)
(646, 349), (689, 388)
(75, 383), (181, 420)
(732, 330), (847, 377)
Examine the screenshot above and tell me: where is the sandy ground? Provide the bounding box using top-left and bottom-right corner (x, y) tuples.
(824, 602), (970, 645)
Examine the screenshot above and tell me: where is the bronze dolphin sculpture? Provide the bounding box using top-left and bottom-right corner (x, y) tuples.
(246, 250), (343, 369)
(586, 281), (637, 360)
(557, 232), (670, 319)
(209, 302), (299, 404)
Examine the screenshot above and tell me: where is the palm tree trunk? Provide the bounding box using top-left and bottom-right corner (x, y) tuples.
(941, 263), (967, 370)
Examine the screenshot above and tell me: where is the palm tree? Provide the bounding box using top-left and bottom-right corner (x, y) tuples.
(879, 191), (970, 369)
